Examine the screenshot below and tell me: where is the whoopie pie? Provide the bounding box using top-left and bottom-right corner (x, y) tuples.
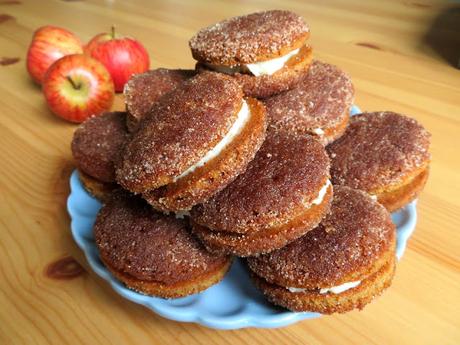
(190, 10), (313, 98)
(94, 191), (232, 298)
(327, 111), (431, 212)
(190, 131), (332, 257)
(117, 71), (267, 212)
(247, 186), (396, 314)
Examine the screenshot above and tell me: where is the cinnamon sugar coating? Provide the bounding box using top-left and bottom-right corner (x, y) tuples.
(124, 68), (195, 132)
(143, 98), (267, 212)
(189, 10), (310, 66)
(106, 258), (232, 298)
(94, 191), (229, 285)
(78, 170), (118, 201)
(191, 186), (333, 257)
(250, 255), (395, 314)
(247, 186), (395, 288)
(377, 167), (429, 212)
(266, 60), (354, 144)
(327, 112), (431, 192)
(71, 112), (129, 183)
(191, 132), (330, 234)
(116, 72), (243, 193)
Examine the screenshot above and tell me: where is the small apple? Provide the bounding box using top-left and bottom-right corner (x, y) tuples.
(85, 26), (149, 92)
(42, 54), (114, 123)
(27, 25), (83, 84)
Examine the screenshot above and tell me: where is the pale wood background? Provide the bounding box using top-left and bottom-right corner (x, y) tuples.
(0, 0), (459, 344)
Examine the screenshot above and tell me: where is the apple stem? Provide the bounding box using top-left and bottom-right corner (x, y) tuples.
(111, 25), (116, 39)
(66, 76), (80, 90)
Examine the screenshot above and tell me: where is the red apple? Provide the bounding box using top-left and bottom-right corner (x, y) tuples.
(85, 27), (149, 92)
(42, 54), (114, 123)
(27, 25), (83, 84)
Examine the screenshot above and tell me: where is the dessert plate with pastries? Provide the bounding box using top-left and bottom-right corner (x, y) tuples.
(68, 10), (431, 329)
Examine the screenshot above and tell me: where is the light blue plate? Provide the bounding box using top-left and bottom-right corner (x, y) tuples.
(67, 105), (417, 329)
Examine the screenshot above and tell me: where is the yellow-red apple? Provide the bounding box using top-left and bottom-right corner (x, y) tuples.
(85, 27), (149, 92)
(27, 26), (83, 84)
(42, 54), (114, 123)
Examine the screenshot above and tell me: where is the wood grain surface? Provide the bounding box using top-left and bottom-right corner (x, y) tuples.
(1, 0), (459, 344)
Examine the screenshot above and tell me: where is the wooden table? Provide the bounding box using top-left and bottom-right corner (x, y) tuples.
(1, 1), (459, 344)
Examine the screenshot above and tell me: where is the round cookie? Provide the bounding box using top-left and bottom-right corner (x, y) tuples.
(190, 10), (313, 98)
(71, 112), (129, 200)
(190, 132), (332, 257)
(265, 60), (354, 145)
(117, 72), (267, 212)
(124, 68), (195, 132)
(94, 191), (232, 298)
(327, 111), (431, 212)
(247, 186), (396, 314)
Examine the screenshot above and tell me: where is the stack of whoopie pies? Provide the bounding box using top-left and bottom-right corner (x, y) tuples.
(71, 10), (431, 315)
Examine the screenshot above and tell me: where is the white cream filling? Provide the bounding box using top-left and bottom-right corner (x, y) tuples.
(312, 179), (331, 205)
(311, 128), (325, 136)
(369, 194), (378, 201)
(206, 47), (300, 77)
(246, 48), (300, 76)
(287, 287), (308, 293)
(287, 280), (361, 294)
(319, 281), (361, 294)
(173, 100), (251, 182)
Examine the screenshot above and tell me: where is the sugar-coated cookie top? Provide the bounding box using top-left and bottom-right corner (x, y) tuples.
(247, 186), (395, 288)
(266, 60), (354, 138)
(117, 72), (243, 193)
(191, 132), (329, 233)
(190, 10), (309, 65)
(124, 68), (195, 130)
(71, 112), (129, 182)
(328, 111), (431, 192)
(94, 191), (229, 284)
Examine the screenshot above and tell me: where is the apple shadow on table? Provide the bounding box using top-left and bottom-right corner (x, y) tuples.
(423, 5), (460, 68)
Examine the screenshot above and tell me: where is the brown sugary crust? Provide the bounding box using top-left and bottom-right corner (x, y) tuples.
(265, 60), (354, 144)
(327, 111), (431, 193)
(247, 186), (396, 288)
(314, 108), (350, 145)
(191, 185), (332, 257)
(189, 10), (310, 66)
(250, 255), (395, 314)
(377, 166), (429, 212)
(197, 45), (313, 99)
(78, 169), (118, 201)
(116, 72), (243, 193)
(94, 191), (231, 285)
(103, 256), (232, 299)
(143, 98), (267, 212)
(124, 69), (196, 132)
(191, 132), (330, 234)
(71, 112), (129, 183)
